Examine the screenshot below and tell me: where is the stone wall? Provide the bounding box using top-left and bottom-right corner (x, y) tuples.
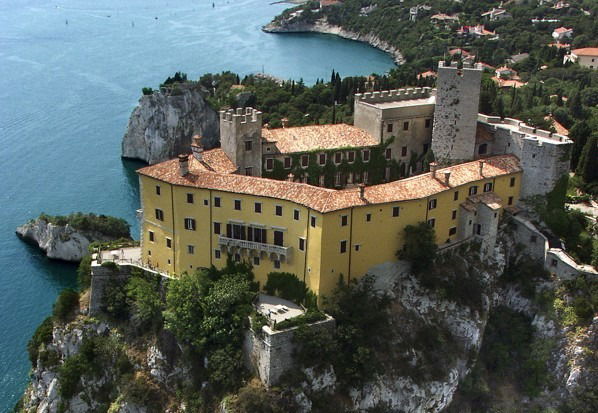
(431, 61), (482, 164)
(243, 316), (336, 387)
(220, 107), (263, 176)
(89, 264), (132, 316)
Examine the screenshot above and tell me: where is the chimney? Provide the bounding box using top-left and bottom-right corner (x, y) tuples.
(281, 118), (288, 128)
(443, 171), (451, 186)
(479, 160), (485, 176)
(429, 162), (438, 179)
(191, 135), (203, 161)
(358, 183), (365, 199)
(178, 154), (189, 176)
(287, 173), (294, 182)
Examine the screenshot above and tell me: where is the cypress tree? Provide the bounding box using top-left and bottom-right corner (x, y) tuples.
(576, 135), (598, 183)
(568, 92), (584, 119)
(569, 121), (590, 170)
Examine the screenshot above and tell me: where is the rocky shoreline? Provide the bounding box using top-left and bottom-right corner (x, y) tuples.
(263, 18), (404, 66)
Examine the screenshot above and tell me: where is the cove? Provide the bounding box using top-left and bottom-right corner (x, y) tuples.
(0, 0), (395, 408)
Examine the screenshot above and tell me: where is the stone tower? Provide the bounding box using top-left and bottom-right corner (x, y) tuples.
(431, 61), (483, 165)
(220, 107), (263, 176)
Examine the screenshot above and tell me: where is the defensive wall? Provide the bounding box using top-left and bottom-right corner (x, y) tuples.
(477, 115), (572, 199)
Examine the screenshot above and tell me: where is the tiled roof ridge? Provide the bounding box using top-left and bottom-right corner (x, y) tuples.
(138, 154), (521, 213)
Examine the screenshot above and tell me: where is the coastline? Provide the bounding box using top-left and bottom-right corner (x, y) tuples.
(263, 19), (404, 66)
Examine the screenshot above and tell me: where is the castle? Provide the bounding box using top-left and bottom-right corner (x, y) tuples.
(134, 61), (573, 298)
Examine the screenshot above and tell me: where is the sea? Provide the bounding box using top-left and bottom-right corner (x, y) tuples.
(0, 0), (394, 409)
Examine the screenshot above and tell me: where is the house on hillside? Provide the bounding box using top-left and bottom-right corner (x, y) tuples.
(458, 25), (498, 39)
(552, 27), (573, 42)
(565, 48), (598, 69)
(481, 8), (512, 21)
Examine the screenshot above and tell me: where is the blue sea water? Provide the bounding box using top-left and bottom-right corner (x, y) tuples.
(0, 0), (394, 409)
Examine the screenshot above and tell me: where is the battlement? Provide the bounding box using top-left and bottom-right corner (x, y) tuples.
(354, 87), (434, 104)
(478, 114), (571, 145)
(438, 60), (483, 71)
(220, 107), (263, 124)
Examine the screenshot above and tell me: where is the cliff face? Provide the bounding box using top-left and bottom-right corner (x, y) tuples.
(16, 219), (118, 262)
(263, 17), (404, 65)
(121, 83), (219, 165)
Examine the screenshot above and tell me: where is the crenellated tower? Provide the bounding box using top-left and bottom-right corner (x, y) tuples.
(431, 61), (482, 165)
(220, 107), (263, 176)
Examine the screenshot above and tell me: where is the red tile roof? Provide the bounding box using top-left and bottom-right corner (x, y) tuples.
(138, 155), (521, 213)
(262, 124), (379, 154)
(572, 47), (598, 57)
(193, 148), (237, 174)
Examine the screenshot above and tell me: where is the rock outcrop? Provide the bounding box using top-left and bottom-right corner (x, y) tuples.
(263, 18), (403, 65)
(121, 83), (219, 165)
(16, 218), (124, 262)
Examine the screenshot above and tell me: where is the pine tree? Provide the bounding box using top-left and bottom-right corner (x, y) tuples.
(576, 135), (598, 184)
(569, 92), (584, 119)
(330, 69), (336, 85)
(569, 121), (590, 170)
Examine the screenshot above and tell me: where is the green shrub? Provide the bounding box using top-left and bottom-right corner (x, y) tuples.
(126, 275), (163, 331)
(77, 254), (92, 289)
(274, 310), (326, 330)
(102, 278), (128, 319)
(207, 345), (245, 391)
(142, 87), (153, 95)
(27, 316), (54, 365)
(293, 324), (338, 368)
(100, 261), (118, 271)
(397, 222), (437, 274)
(38, 212), (130, 239)
(58, 353), (86, 398)
(264, 272), (308, 305)
(53, 289), (79, 322)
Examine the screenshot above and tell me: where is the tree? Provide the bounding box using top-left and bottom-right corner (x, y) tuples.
(126, 274), (163, 331)
(568, 92), (584, 119)
(397, 222), (437, 274)
(569, 121), (591, 170)
(576, 135), (598, 184)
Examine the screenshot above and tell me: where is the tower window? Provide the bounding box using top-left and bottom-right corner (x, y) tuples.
(156, 185), (161, 195)
(510, 177), (516, 187)
(155, 209), (164, 221)
(425, 119), (431, 128)
(387, 123), (393, 133)
(403, 121), (409, 131)
(478, 143), (488, 155)
(245, 167), (253, 176)
(245, 140), (252, 151)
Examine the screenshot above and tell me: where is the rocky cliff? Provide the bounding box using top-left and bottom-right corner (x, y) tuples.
(263, 17), (404, 65)
(16, 215), (129, 262)
(121, 83), (219, 165)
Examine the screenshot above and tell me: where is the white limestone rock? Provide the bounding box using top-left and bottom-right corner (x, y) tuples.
(16, 218), (118, 262)
(121, 83), (219, 165)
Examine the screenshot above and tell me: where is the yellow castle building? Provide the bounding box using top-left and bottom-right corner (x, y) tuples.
(137, 146), (521, 298)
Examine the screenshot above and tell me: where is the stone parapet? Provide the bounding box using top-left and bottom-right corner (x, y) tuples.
(354, 87), (434, 104)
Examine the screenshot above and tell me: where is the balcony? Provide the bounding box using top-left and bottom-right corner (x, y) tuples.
(218, 236), (292, 261)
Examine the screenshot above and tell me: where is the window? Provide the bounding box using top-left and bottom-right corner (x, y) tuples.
(510, 177), (516, 187)
(148, 231), (154, 242)
(427, 218), (435, 228)
(255, 202), (262, 213)
(284, 157), (291, 169)
(449, 227), (457, 236)
(341, 215), (348, 226)
(166, 238), (172, 248)
(156, 185), (161, 195)
(234, 200), (241, 210)
(423, 143), (430, 153)
(274, 260), (281, 269)
(155, 209), (164, 221)
(483, 182), (493, 192)
(274, 230), (284, 246)
(184, 218), (196, 231)
(454, 191), (459, 201)
(293, 209), (300, 220)
(214, 249), (221, 259)
(319, 175), (325, 186)
(366, 213), (371, 222)
(213, 222), (221, 235)
(362, 150), (370, 162)
(245, 140), (252, 151)
(530, 235), (537, 243)
(319, 153), (326, 165)
(478, 143), (488, 155)
(355, 244), (361, 251)
(187, 245), (195, 254)
(425, 119), (431, 128)
(475, 224), (482, 235)
(334, 152), (342, 164)
(401, 146), (408, 157)
(248, 227), (267, 243)
(299, 238), (305, 251)
(452, 210), (457, 220)
(311, 216), (316, 227)
(551, 259), (558, 267)
(203, 199), (208, 206)
(363, 171), (369, 184)
(387, 123), (393, 133)
(340, 240), (347, 254)
(428, 199), (437, 210)
(253, 256), (260, 266)
(214, 197), (221, 207)
(469, 186), (478, 195)
(245, 167), (253, 176)
(187, 193), (194, 204)
(234, 253), (241, 262)
(148, 250), (151, 256)
(301, 155), (309, 167)
(335, 171), (342, 187)
(385, 148), (392, 160)
(265, 158), (273, 171)
(508, 196), (514, 206)
(275, 205), (283, 216)
(392, 206), (400, 217)
(348, 151), (355, 163)
(403, 121), (409, 131)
